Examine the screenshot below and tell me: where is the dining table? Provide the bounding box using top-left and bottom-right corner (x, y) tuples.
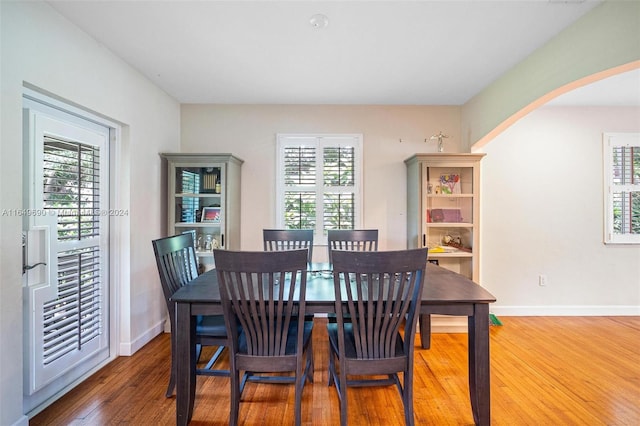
(170, 262), (496, 425)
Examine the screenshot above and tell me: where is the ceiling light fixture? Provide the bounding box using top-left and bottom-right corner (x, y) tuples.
(310, 14), (329, 29)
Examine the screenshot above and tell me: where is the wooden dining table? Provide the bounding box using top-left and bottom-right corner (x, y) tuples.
(170, 262), (496, 425)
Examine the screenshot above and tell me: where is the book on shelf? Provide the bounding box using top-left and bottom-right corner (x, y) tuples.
(428, 208), (462, 223)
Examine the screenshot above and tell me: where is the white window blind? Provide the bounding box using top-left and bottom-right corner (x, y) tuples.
(41, 137), (104, 365)
(604, 133), (640, 244)
(43, 137), (101, 240)
(277, 134), (363, 244)
(43, 247), (101, 365)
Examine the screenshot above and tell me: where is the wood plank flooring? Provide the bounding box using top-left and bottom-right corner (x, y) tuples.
(30, 317), (640, 425)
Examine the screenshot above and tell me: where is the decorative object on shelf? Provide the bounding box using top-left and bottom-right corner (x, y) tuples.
(201, 168), (218, 193)
(442, 233), (471, 252)
(203, 234), (213, 250)
(430, 209), (445, 223)
(430, 131), (449, 152)
(201, 207), (221, 223)
(439, 173), (460, 194)
(429, 208), (462, 223)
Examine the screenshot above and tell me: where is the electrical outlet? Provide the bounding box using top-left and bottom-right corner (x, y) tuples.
(539, 274), (548, 286)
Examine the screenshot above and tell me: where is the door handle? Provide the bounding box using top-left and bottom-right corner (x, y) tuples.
(22, 231), (47, 274)
(23, 262), (47, 274)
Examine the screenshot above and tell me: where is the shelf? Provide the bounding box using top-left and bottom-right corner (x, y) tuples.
(428, 252), (473, 258)
(175, 222), (222, 227)
(426, 222), (473, 228)
(426, 194), (474, 198)
(175, 193), (222, 198)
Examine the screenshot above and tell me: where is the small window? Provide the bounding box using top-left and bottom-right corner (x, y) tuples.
(603, 133), (640, 244)
(276, 134), (363, 244)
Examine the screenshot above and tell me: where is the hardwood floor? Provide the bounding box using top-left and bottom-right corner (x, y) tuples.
(31, 317), (640, 425)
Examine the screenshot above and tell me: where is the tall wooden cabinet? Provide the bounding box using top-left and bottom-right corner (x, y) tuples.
(405, 153), (485, 282)
(161, 153), (243, 270)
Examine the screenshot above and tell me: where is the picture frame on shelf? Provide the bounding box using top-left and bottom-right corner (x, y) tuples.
(439, 173), (460, 194)
(201, 207), (221, 223)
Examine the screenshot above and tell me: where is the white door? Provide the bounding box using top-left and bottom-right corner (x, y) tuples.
(23, 98), (110, 411)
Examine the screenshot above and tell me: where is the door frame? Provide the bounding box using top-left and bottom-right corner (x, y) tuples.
(22, 86), (126, 416)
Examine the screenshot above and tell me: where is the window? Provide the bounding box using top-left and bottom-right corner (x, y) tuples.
(276, 134), (363, 244)
(603, 133), (640, 244)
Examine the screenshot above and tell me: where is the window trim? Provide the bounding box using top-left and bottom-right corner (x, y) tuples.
(276, 134), (363, 245)
(603, 132), (640, 244)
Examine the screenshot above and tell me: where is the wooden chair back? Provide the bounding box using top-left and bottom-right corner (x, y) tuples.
(331, 248), (426, 361)
(153, 233), (199, 313)
(214, 248), (310, 361)
(263, 229), (314, 264)
(327, 229), (378, 264)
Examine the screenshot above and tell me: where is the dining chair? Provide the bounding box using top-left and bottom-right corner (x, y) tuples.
(328, 248), (428, 426)
(327, 229), (378, 264)
(152, 234), (229, 398)
(326, 229), (379, 323)
(263, 228), (316, 325)
(263, 229), (314, 265)
(213, 248), (314, 426)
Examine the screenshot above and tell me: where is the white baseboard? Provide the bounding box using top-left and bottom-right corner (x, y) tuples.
(119, 320), (165, 356)
(490, 305), (640, 316)
(9, 415), (28, 426)
(423, 305), (640, 334)
(428, 315), (468, 333)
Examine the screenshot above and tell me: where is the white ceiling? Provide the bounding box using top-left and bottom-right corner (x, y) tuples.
(47, 0), (638, 106)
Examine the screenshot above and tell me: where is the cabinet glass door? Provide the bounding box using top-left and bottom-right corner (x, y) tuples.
(173, 165), (225, 266)
(424, 165), (474, 277)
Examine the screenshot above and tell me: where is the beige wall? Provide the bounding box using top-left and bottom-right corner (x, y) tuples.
(481, 105), (640, 314)
(180, 104), (460, 259)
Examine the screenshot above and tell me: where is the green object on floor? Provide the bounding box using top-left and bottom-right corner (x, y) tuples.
(489, 313), (503, 326)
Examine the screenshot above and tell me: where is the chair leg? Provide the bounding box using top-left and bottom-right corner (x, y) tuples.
(203, 345), (225, 370)
(166, 367), (176, 397)
(328, 341), (335, 386)
(195, 343), (202, 363)
(166, 330), (177, 397)
(229, 368), (240, 426)
(308, 338), (314, 383)
(295, 374), (303, 426)
(339, 367), (348, 426)
(403, 369), (415, 426)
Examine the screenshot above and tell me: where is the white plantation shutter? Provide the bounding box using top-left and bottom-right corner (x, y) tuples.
(604, 133), (640, 244)
(43, 247), (101, 364)
(43, 137), (101, 240)
(41, 137), (105, 364)
(277, 134), (362, 244)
